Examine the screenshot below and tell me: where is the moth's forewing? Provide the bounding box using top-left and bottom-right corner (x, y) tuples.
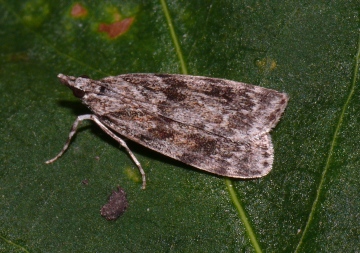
(101, 111), (273, 178)
(96, 74), (288, 142)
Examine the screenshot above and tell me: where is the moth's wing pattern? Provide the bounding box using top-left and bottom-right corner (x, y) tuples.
(71, 73), (287, 178)
(100, 112), (274, 178)
(98, 74), (289, 142)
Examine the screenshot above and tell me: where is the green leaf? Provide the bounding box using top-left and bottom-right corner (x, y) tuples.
(1, 0), (359, 252)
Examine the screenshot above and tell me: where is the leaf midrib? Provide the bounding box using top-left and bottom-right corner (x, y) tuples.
(160, 0), (188, 75)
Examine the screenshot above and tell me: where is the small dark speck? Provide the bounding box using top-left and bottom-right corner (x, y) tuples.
(101, 186), (128, 221)
(99, 86), (106, 94)
(81, 179), (89, 185)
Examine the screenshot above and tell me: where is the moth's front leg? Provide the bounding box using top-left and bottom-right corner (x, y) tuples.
(46, 114), (146, 189)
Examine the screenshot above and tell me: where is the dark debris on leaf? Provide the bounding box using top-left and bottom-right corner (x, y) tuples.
(101, 186), (128, 221)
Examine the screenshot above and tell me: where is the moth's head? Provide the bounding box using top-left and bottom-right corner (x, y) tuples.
(57, 73), (90, 99)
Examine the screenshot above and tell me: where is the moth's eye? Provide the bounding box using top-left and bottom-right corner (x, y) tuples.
(71, 87), (85, 98)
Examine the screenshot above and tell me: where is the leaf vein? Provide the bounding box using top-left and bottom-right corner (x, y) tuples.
(295, 31), (360, 253)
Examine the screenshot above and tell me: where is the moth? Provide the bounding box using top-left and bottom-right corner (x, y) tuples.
(46, 73), (288, 189)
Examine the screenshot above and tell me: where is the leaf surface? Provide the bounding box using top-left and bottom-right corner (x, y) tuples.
(0, 1), (359, 252)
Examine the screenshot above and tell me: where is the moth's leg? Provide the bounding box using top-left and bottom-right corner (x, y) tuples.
(91, 115), (146, 190)
(46, 114), (146, 189)
(45, 114), (94, 164)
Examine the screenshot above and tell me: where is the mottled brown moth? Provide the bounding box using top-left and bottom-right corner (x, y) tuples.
(46, 73), (288, 189)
